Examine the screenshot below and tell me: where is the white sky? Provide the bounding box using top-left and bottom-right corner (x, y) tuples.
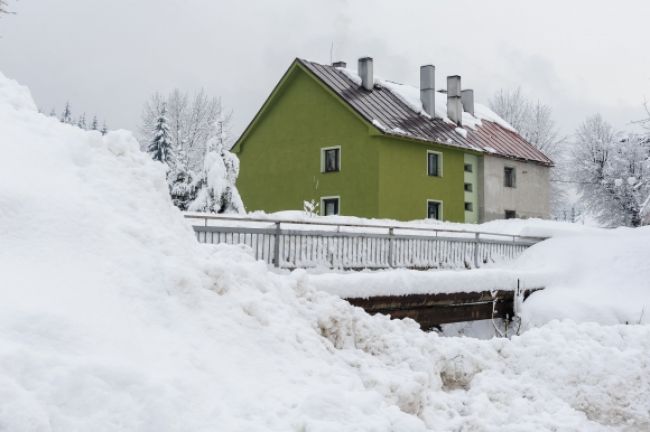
(1, 0), (649, 139)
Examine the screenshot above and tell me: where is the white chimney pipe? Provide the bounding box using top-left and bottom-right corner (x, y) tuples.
(420, 65), (436, 118)
(461, 89), (474, 116)
(358, 57), (374, 91)
(447, 75), (463, 126)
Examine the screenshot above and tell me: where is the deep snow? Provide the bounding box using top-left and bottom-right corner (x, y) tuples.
(1, 71), (650, 431)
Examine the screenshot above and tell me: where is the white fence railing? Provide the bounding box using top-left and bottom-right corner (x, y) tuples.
(185, 214), (546, 270)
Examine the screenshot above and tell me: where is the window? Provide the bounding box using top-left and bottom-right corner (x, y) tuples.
(465, 202), (473, 212)
(427, 200), (442, 220)
(505, 210), (516, 219)
(464, 183), (473, 192)
(504, 167), (516, 188)
(321, 197), (340, 216)
(427, 151), (442, 177)
(464, 163), (473, 173)
(321, 147), (340, 173)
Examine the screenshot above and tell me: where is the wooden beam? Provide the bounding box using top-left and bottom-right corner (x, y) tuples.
(345, 288), (542, 329)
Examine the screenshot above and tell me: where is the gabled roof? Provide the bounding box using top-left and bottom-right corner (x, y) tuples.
(299, 58), (553, 166)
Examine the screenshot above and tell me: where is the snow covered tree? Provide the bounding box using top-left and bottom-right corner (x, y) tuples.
(571, 114), (650, 227)
(147, 103), (174, 164)
(49, 108), (56, 118)
(90, 115), (99, 131)
(60, 102), (73, 124)
(188, 118), (244, 214)
(101, 121), (108, 135)
(139, 89), (229, 173)
(139, 89), (236, 212)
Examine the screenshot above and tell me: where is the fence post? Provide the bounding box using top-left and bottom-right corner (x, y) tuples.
(474, 232), (480, 268)
(388, 227), (395, 268)
(274, 221), (281, 268)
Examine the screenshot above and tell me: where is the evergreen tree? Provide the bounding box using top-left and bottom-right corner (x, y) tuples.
(188, 119), (244, 214)
(147, 104), (173, 164)
(60, 102), (73, 124)
(49, 108), (56, 118)
(90, 115), (99, 131)
(101, 121), (108, 135)
(77, 113), (87, 130)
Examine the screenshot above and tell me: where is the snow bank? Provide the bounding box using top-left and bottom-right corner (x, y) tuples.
(307, 267), (546, 298)
(2, 71), (650, 431)
(513, 227), (650, 326)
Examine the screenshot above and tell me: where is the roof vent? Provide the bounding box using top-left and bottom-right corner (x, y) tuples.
(420, 65), (436, 118)
(358, 57), (374, 91)
(461, 89), (474, 116)
(332, 61), (346, 68)
(446, 75), (462, 126)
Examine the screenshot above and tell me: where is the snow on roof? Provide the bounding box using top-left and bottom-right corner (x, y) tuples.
(337, 66), (517, 134)
(303, 59), (553, 165)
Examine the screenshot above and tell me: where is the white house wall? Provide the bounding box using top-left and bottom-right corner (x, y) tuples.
(479, 156), (550, 222)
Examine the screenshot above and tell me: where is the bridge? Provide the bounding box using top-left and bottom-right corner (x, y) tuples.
(185, 214), (546, 329)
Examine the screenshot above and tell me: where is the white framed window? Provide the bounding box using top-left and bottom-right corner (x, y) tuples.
(321, 196), (340, 216)
(426, 199), (443, 220)
(427, 150), (443, 177)
(464, 163), (473, 173)
(320, 146), (341, 173)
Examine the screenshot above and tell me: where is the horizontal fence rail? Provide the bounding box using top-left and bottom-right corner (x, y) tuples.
(184, 214), (546, 270)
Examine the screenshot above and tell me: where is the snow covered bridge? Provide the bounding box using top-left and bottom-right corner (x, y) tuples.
(185, 214), (545, 270)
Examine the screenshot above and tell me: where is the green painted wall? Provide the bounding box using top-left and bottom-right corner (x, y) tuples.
(234, 62), (477, 222)
(377, 135), (467, 221)
(234, 65), (380, 217)
(463, 154), (479, 223)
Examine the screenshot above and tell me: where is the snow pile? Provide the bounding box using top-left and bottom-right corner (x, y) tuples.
(513, 227), (650, 326)
(308, 268), (547, 298)
(2, 71), (650, 431)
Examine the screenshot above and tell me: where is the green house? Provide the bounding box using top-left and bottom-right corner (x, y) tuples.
(232, 57), (552, 223)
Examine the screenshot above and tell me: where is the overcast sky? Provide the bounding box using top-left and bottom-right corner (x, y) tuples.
(1, 0), (649, 140)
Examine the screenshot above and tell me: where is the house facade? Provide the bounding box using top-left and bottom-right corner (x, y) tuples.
(232, 57), (552, 223)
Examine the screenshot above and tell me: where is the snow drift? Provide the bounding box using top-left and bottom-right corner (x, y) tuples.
(1, 71), (650, 431)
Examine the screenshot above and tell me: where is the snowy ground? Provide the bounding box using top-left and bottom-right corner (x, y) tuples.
(1, 71), (650, 431)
